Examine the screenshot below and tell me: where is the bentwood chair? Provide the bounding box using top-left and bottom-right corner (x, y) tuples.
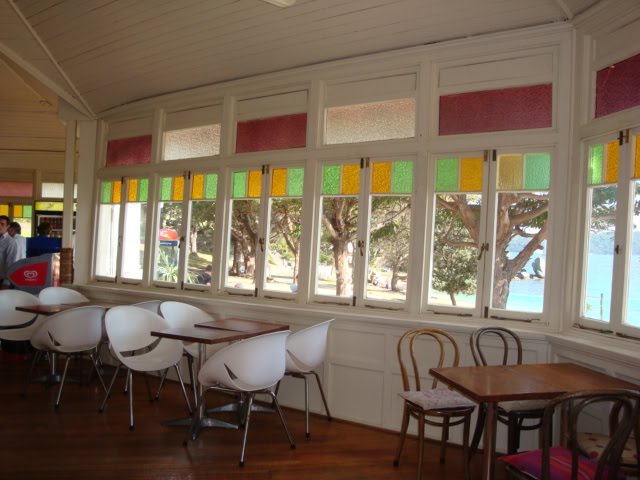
(469, 326), (547, 455)
(101, 306), (192, 430)
(275, 318), (334, 437)
(393, 328), (476, 480)
(500, 389), (640, 480)
(27, 306), (107, 408)
(39, 287), (89, 305)
(184, 330), (295, 467)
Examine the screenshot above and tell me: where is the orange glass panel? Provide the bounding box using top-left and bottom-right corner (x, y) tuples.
(605, 141), (619, 184)
(497, 154), (523, 190)
(460, 157), (484, 192)
(0, 205), (7, 216)
(14, 205), (23, 217)
(371, 162), (391, 193)
(112, 180), (122, 203)
(248, 170), (262, 198)
(192, 174), (204, 199)
(128, 178), (138, 202)
(634, 135), (640, 179)
(342, 164), (360, 195)
(271, 168), (287, 197)
(172, 176), (185, 201)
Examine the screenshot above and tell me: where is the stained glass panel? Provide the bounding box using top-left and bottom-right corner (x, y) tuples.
(248, 170), (262, 198)
(523, 153), (551, 190)
(497, 154), (523, 191)
(128, 178), (138, 202)
(163, 125), (220, 160)
(112, 180), (122, 204)
(0, 205), (8, 216)
(106, 135), (152, 167)
(605, 141), (619, 184)
(138, 179), (149, 202)
(460, 157), (483, 192)
(232, 171), (247, 198)
(13, 205), (22, 217)
(595, 52), (640, 118)
(236, 113), (307, 153)
(204, 174), (217, 199)
(101, 181), (112, 204)
(172, 176), (185, 201)
(392, 161), (413, 193)
(371, 162), (392, 193)
(23, 205), (32, 217)
(589, 144), (604, 185)
(192, 174), (204, 199)
(635, 135), (640, 179)
(342, 164), (360, 195)
(322, 165), (340, 195)
(160, 177), (172, 201)
(271, 168), (287, 197)
(288, 168), (304, 196)
(436, 158), (459, 192)
(0, 182), (33, 197)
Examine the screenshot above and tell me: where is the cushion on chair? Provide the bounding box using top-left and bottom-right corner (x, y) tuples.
(499, 399), (548, 413)
(577, 432), (638, 465)
(500, 446), (625, 480)
(399, 389), (475, 411)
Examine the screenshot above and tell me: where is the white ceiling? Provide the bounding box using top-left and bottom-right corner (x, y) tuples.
(0, 0), (603, 117)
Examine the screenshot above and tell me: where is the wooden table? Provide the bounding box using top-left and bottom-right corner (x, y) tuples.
(429, 363), (639, 480)
(151, 320), (289, 438)
(15, 301), (120, 316)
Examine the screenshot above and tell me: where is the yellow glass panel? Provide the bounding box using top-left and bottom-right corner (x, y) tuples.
(248, 170), (262, 198)
(342, 164), (360, 194)
(112, 180), (122, 203)
(128, 178), (138, 202)
(460, 157), (484, 192)
(634, 135), (640, 179)
(192, 174), (204, 200)
(497, 154), (523, 190)
(371, 162), (391, 193)
(605, 141), (619, 184)
(0, 204), (8, 216)
(271, 168), (287, 197)
(172, 176), (184, 201)
(14, 205), (23, 217)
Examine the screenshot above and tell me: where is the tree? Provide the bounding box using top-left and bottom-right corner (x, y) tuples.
(188, 201), (216, 256)
(229, 200), (260, 277)
(269, 198), (302, 279)
(321, 197), (358, 296)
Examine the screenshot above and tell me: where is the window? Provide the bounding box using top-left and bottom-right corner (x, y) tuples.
(42, 182), (78, 199)
(427, 149), (552, 321)
(0, 204), (33, 237)
(163, 105), (222, 160)
(154, 175), (185, 285)
(313, 158), (414, 308)
(94, 178), (148, 281)
(580, 129), (640, 333)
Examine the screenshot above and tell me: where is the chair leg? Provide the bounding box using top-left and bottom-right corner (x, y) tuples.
(187, 355), (197, 405)
(128, 370), (134, 430)
(439, 416), (450, 464)
(417, 414), (425, 480)
(55, 355), (72, 409)
(154, 368), (168, 401)
(268, 390), (296, 450)
(302, 374), (310, 438)
(22, 349), (42, 397)
(239, 394), (255, 467)
(312, 370), (332, 420)
(142, 372), (153, 402)
(469, 402), (486, 458)
(507, 414), (519, 454)
(394, 405), (410, 466)
(99, 364), (121, 412)
(462, 414), (471, 480)
(173, 364), (192, 414)
(89, 353), (107, 393)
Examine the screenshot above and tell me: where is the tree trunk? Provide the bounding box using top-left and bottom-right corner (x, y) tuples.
(492, 253), (510, 309)
(231, 239), (241, 275)
(391, 270), (399, 291)
(449, 291), (457, 306)
(190, 229), (198, 255)
(332, 238), (351, 296)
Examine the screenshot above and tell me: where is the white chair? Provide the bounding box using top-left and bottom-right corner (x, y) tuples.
(277, 318), (334, 438)
(0, 290), (46, 343)
(132, 300), (163, 315)
(26, 306), (107, 408)
(184, 330), (295, 466)
(39, 287), (88, 305)
(101, 306), (192, 430)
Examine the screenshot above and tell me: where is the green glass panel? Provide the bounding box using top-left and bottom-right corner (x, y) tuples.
(322, 165), (341, 195)
(589, 144), (604, 185)
(233, 171), (247, 198)
(288, 167), (304, 196)
(23, 205), (32, 217)
(160, 177), (172, 201)
(101, 181), (112, 204)
(204, 173), (218, 199)
(391, 161), (413, 193)
(523, 153), (550, 190)
(138, 178), (149, 202)
(436, 158), (459, 192)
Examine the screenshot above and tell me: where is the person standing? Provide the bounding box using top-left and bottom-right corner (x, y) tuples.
(8, 222), (26, 261)
(0, 215), (18, 288)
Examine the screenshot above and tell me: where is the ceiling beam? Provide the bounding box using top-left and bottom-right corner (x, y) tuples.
(552, 0), (574, 20)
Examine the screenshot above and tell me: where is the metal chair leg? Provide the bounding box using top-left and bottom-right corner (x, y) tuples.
(303, 375), (310, 437)
(174, 364), (192, 414)
(22, 349), (42, 397)
(128, 370), (134, 430)
(268, 390), (296, 449)
(55, 355), (72, 409)
(239, 394), (255, 467)
(89, 353), (107, 393)
(154, 368), (168, 400)
(312, 370), (332, 420)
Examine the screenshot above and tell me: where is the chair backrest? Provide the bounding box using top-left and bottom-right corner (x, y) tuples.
(199, 330), (290, 392)
(469, 326), (523, 366)
(0, 290), (40, 329)
(132, 300), (163, 315)
(285, 318), (333, 373)
(397, 328), (462, 391)
(31, 306), (105, 351)
(104, 306), (183, 367)
(538, 389), (640, 480)
(159, 301), (214, 328)
(39, 287), (89, 305)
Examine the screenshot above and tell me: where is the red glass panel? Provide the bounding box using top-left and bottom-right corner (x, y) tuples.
(595, 52), (640, 118)
(439, 84), (552, 135)
(106, 135), (152, 167)
(0, 181), (33, 197)
(236, 113), (307, 153)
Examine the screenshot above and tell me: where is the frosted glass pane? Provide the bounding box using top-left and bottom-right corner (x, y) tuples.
(325, 98), (415, 145)
(523, 153), (550, 190)
(436, 158), (459, 192)
(605, 141), (619, 184)
(163, 125), (220, 160)
(589, 144), (604, 185)
(42, 182), (63, 198)
(497, 154), (523, 191)
(460, 157), (483, 192)
(371, 162), (391, 193)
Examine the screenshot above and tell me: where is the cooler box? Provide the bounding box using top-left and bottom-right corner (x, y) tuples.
(7, 253), (60, 294)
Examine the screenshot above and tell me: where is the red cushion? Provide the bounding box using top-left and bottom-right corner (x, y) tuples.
(500, 446), (625, 480)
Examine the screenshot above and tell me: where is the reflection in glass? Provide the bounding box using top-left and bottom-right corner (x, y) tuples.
(154, 202), (182, 282)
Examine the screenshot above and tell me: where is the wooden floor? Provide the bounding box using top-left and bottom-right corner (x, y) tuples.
(1, 353), (507, 480)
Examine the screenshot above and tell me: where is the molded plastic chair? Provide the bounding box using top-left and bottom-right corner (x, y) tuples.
(184, 330), (294, 466)
(277, 318), (334, 438)
(469, 326), (547, 455)
(101, 306), (192, 430)
(39, 287), (88, 305)
(27, 306), (107, 408)
(500, 389), (640, 480)
(132, 300), (163, 315)
(393, 328), (475, 480)
(0, 290), (46, 342)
